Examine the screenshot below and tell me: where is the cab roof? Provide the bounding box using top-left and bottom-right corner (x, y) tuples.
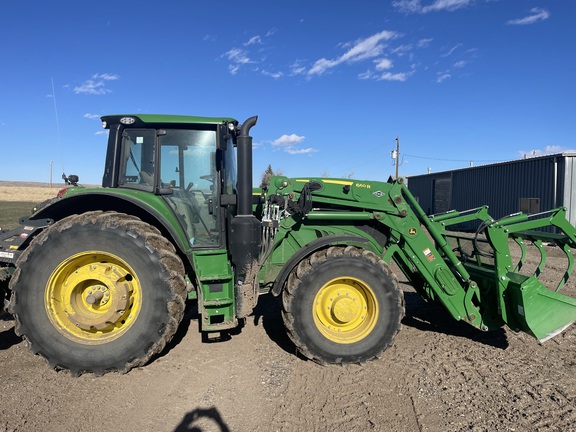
(101, 114), (238, 128)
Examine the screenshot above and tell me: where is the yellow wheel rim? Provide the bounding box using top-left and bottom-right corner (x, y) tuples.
(45, 251), (142, 344)
(313, 276), (379, 344)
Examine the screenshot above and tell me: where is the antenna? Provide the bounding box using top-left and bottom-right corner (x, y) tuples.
(51, 78), (65, 180)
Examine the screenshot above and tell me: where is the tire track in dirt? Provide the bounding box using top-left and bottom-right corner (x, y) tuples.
(268, 275), (576, 432)
(272, 359), (422, 432)
(395, 285), (576, 432)
(2, 256), (576, 432)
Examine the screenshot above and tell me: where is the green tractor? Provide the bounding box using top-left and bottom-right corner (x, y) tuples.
(1, 114), (575, 376)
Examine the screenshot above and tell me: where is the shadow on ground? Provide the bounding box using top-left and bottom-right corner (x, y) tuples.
(173, 406), (230, 432)
(0, 326), (22, 350)
(401, 291), (508, 349)
(252, 294), (297, 356)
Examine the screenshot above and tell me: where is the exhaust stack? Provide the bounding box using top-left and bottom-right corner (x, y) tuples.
(229, 116), (261, 318)
(236, 115), (258, 215)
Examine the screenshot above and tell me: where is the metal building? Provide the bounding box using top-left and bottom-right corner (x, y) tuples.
(406, 153), (576, 229)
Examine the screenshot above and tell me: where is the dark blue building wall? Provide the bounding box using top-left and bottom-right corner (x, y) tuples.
(407, 154), (573, 230)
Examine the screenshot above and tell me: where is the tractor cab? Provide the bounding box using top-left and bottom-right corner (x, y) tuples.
(101, 115), (240, 249)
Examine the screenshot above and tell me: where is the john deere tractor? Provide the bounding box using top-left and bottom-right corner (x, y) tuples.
(1, 114), (575, 376)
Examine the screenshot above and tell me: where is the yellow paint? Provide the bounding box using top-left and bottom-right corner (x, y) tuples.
(325, 180), (354, 186)
(313, 276), (378, 344)
(295, 179), (353, 186)
(45, 251), (142, 344)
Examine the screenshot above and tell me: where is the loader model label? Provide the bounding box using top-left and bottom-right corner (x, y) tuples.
(355, 183), (371, 189)
(0, 251), (14, 259)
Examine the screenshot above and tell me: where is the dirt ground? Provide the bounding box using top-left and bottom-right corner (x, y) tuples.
(2, 273), (575, 431)
(1, 187), (576, 431)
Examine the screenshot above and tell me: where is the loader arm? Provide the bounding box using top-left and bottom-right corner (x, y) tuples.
(264, 176), (576, 341)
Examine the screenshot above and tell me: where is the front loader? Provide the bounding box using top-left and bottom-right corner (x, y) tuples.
(0, 113), (575, 375)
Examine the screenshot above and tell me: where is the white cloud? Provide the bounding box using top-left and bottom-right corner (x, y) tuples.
(224, 48), (252, 65)
(359, 70), (374, 80)
(518, 145), (576, 158)
(285, 147), (318, 155)
(273, 134), (305, 147)
(393, 0), (471, 14)
(93, 73), (119, 81)
(308, 30), (399, 76)
(391, 44), (412, 56)
(379, 71), (411, 82)
(245, 35), (262, 46)
(289, 60), (307, 76)
(222, 48), (254, 74)
(271, 134), (316, 155)
(506, 8), (550, 26)
(441, 43), (462, 57)
(417, 38), (433, 48)
(261, 70), (283, 79)
(436, 71), (452, 83)
(453, 60), (468, 68)
(74, 74), (119, 95)
(222, 29), (277, 75)
(84, 113), (100, 120)
(375, 58), (394, 70)
(360, 67), (413, 82)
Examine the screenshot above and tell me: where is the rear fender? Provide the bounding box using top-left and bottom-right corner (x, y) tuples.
(28, 193), (191, 261)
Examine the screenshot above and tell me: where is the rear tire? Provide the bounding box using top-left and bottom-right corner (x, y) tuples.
(9, 211), (186, 376)
(282, 246), (404, 364)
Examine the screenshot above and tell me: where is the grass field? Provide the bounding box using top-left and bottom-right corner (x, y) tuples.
(0, 201), (39, 230)
(0, 186), (59, 230)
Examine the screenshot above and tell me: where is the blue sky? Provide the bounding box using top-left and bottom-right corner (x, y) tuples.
(1, 0), (574, 186)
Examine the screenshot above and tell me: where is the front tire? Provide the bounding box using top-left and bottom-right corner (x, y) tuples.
(282, 246), (404, 364)
(9, 211), (186, 375)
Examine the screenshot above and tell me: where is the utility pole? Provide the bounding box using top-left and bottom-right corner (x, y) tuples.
(395, 136), (400, 179)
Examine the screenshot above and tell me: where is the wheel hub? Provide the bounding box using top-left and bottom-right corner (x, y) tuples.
(47, 252), (141, 342)
(332, 296), (360, 323)
(313, 277), (378, 344)
(63, 263), (131, 331)
(85, 285), (108, 304)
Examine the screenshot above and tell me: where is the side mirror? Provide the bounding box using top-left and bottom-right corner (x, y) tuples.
(217, 125), (228, 150)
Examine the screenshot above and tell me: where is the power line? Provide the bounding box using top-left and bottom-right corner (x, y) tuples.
(402, 153), (504, 163)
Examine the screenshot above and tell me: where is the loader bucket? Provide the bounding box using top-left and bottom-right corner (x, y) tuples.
(429, 203), (576, 341)
(504, 272), (576, 342)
